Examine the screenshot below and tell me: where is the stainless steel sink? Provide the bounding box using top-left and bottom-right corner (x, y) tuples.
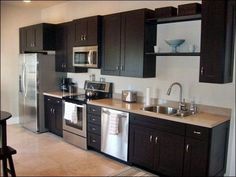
(141, 105), (191, 117)
(141, 105), (178, 115)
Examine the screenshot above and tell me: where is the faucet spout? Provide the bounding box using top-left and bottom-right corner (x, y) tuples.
(166, 82), (183, 103)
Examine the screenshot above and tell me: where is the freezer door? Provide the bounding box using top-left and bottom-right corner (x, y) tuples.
(22, 54), (38, 132)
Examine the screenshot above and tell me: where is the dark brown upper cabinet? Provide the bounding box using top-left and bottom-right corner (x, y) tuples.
(74, 16), (102, 46)
(101, 9), (157, 78)
(19, 23), (56, 53)
(55, 22), (88, 73)
(200, 0), (235, 83)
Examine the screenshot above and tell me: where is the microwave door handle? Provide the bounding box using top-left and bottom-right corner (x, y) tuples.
(88, 51), (92, 65)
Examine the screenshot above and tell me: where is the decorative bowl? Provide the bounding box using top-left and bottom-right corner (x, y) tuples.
(165, 39), (185, 53)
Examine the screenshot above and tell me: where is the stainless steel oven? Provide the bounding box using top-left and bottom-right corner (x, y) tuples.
(63, 101), (87, 149)
(73, 46), (98, 68)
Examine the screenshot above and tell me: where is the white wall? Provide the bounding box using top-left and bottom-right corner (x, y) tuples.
(1, 1), (235, 176)
(1, 3), (42, 124)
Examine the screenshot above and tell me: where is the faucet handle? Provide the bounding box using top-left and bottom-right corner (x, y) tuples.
(179, 99), (187, 111)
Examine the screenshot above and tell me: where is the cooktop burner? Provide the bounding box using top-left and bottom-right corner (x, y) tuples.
(63, 80), (113, 104)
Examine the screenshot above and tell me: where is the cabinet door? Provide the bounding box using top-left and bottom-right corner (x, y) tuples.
(25, 27), (35, 50)
(19, 28), (26, 53)
(155, 131), (185, 176)
(86, 16), (99, 45)
(183, 138), (208, 177)
(53, 99), (63, 137)
(74, 19), (87, 46)
(200, 0), (235, 83)
(44, 96), (53, 130)
(101, 14), (121, 76)
(55, 23), (67, 72)
(129, 124), (154, 169)
(120, 10), (145, 77)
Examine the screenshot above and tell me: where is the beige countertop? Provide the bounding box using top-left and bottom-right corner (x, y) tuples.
(88, 99), (230, 128)
(43, 91), (77, 98)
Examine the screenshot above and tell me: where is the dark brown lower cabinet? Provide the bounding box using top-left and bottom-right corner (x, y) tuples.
(129, 113), (229, 177)
(87, 105), (101, 151)
(183, 138), (208, 176)
(44, 96), (63, 137)
(129, 123), (184, 176)
(129, 125), (154, 170)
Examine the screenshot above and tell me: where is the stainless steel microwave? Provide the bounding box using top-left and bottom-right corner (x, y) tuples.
(73, 46), (98, 68)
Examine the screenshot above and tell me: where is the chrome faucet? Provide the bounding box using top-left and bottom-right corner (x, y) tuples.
(166, 82), (187, 112)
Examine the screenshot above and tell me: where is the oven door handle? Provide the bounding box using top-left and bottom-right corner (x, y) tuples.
(76, 104), (86, 108)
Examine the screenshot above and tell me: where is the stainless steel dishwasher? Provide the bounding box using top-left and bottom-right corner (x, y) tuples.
(101, 107), (129, 162)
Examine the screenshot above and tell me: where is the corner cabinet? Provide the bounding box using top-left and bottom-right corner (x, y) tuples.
(19, 23), (56, 53)
(74, 16), (102, 46)
(101, 9), (156, 78)
(129, 113), (230, 177)
(44, 96), (63, 137)
(200, 0), (235, 83)
(55, 22), (88, 73)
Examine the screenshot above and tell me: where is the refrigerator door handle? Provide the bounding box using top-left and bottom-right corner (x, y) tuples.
(19, 75), (22, 93)
(22, 63), (26, 96)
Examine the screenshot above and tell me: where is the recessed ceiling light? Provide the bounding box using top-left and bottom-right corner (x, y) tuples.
(23, 0), (31, 3)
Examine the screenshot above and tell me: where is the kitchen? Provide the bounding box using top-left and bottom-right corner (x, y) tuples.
(1, 0), (235, 176)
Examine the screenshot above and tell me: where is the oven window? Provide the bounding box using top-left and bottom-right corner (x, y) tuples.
(74, 52), (88, 64)
(65, 107), (83, 130)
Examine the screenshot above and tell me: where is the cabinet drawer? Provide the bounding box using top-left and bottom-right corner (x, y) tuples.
(88, 114), (101, 125)
(88, 123), (101, 135)
(87, 133), (101, 151)
(45, 96), (62, 104)
(130, 113), (185, 136)
(87, 105), (101, 115)
(186, 125), (209, 141)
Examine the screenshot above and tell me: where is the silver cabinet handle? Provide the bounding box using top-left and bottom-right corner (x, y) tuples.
(200, 66), (204, 75)
(80, 35), (84, 41)
(47, 98), (50, 101)
(84, 34), (86, 40)
(92, 139), (96, 143)
(57, 101), (60, 103)
(92, 128), (96, 131)
(186, 144), (189, 152)
(120, 65), (124, 71)
(193, 131), (201, 135)
(92, 118), (96, 121)
(50, 108), (53, 114)
(92, 109), (96, 112)
(53, 109), (55, 114)
(116, 66), (119, 70)
(155, 136), (158, 144)
(149, 135), (153, 143)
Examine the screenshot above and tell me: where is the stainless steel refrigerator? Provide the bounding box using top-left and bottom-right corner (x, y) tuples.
(19, 53), (62, 133)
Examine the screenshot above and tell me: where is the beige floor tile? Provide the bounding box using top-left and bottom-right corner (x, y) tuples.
(6, 124), (127, 176)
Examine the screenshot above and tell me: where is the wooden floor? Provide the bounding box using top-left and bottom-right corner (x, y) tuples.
(7, 124), (127, 176)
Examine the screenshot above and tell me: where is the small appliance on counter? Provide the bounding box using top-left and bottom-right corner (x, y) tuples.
(122, 90), (137, 103)
(60, 78), (76, 93)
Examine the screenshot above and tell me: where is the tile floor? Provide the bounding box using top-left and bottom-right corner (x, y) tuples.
(7, 124), (127, 176)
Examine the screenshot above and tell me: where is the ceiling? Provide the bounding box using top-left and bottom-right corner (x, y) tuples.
(1, 1), (65, 9)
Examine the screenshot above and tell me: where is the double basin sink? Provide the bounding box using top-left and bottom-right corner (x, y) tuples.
(141, 105), (191, 117)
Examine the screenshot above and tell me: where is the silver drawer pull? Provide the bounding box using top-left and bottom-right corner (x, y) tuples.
(92, 109), (96, 112)
(92, 139), (96, 143)
(149, 135), (153, 143)
(193, 131), (201, 135)
(155, 136), (158, 144)
(92, 128), (96, 131)
(186, 144), (189, 152)
(92, 118), (96, 121)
